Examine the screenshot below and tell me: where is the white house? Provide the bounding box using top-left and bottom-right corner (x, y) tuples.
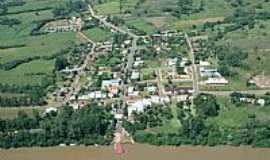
(200, 67), (220, 77)
(147, 86), (157, 93)
(205, 77), (229, 85)
(133, 59), (144, 68)
(199, 61), (211, 66)
(128, 99), (151, 116)
(102, 79), (120, 88)
(257, 99), (266, 106)
(128, 86), (140, 97)
(115, 113), (124, 119)
(44, 107), (58, 114)
(167, 58), (178, 66)
(131, 71), (140, 80)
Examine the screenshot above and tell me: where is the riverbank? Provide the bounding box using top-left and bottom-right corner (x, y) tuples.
(1, 144), (270, 160)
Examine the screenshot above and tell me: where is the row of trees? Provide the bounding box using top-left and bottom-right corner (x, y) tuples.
(172, 0), (205, 18)
(0, 95), (46, 107)
(0, 17), (21, 27)
(0, 0), (26, 15)
(0, 104), (114, 148)
(52, 0), (88, 18)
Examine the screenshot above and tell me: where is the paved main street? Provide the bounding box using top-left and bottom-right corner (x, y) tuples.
(185, 32), (200, 97)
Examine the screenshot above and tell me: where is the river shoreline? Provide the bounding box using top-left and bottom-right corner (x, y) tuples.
(1, 144), (270, 160)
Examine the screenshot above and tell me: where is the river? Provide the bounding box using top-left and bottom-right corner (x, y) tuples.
(1, 144), (270, 160)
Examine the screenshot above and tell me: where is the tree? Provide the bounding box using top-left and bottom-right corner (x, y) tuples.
(173, 0), (199, 18)
(52, 6), (70, 17)
(55, 56), (69, 71)
(199, 0), (205, 11)
(194, 94), (220, 118)
(218, 64), (231, 76)
(176, 56), (185, 74)
(180, 116), (206, 139)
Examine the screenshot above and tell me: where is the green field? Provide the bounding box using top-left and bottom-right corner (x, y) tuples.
(0, 107), (45, 119)
(207, 97), (270, 128)
(83, 27), (113, 42)
(7, 0), (68, 14)
(93, 0), (270, 31)
(93, 0), (140, 15)
(220, 23), (270, 76)
(0, 33), (76, 64)
(125, 18), (157, 34)
(0, 59), (55, 86)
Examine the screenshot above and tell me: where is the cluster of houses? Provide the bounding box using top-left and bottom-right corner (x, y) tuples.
(127, 83), (158, 98)
(190, 35), (208, 53)
(165, 57), (192, 79)
(133, 57), (144, 68)
(123, 31), (195, 118)
(65, 36), (132, 107)
(199, 66), (228, 86)
(44, 17), (83, 33)
(95, 41), (113, 52)
(77, 70), (123, 101)
(190, 35), (229, 86)
(152, 30), (183, 39)
(136, 30), (186, 53)
(127, 96), (170, 116)
(239, 97), (266, 106)
(55, 29), (197, 121)
(231, 92), (269, 107)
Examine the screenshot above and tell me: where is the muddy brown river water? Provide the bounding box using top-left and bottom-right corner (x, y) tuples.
(1, 144), (270, 160)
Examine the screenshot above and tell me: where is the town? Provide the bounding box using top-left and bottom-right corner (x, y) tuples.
(1, 0), (270, 157)
(39, 4), (270, 147)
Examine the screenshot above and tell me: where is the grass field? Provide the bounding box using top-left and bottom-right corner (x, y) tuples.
(125, 0), (231, 30)
(0, 33), (76, 64)
(93, 0), (140, 15)
(219, 23), (270, 76)
(207, 97), (270, 128)
(93, 0), (270, 31)
(169, 17), (225, 30)
(7, 0), (69, 14)
(125, 18), (157, 34)
(83, 27), (113, 42)
(0, 59), (55, 86)
(0, 107), (45, 119)
(138, 0), (178, 17)
(0, 10), (54, 39)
